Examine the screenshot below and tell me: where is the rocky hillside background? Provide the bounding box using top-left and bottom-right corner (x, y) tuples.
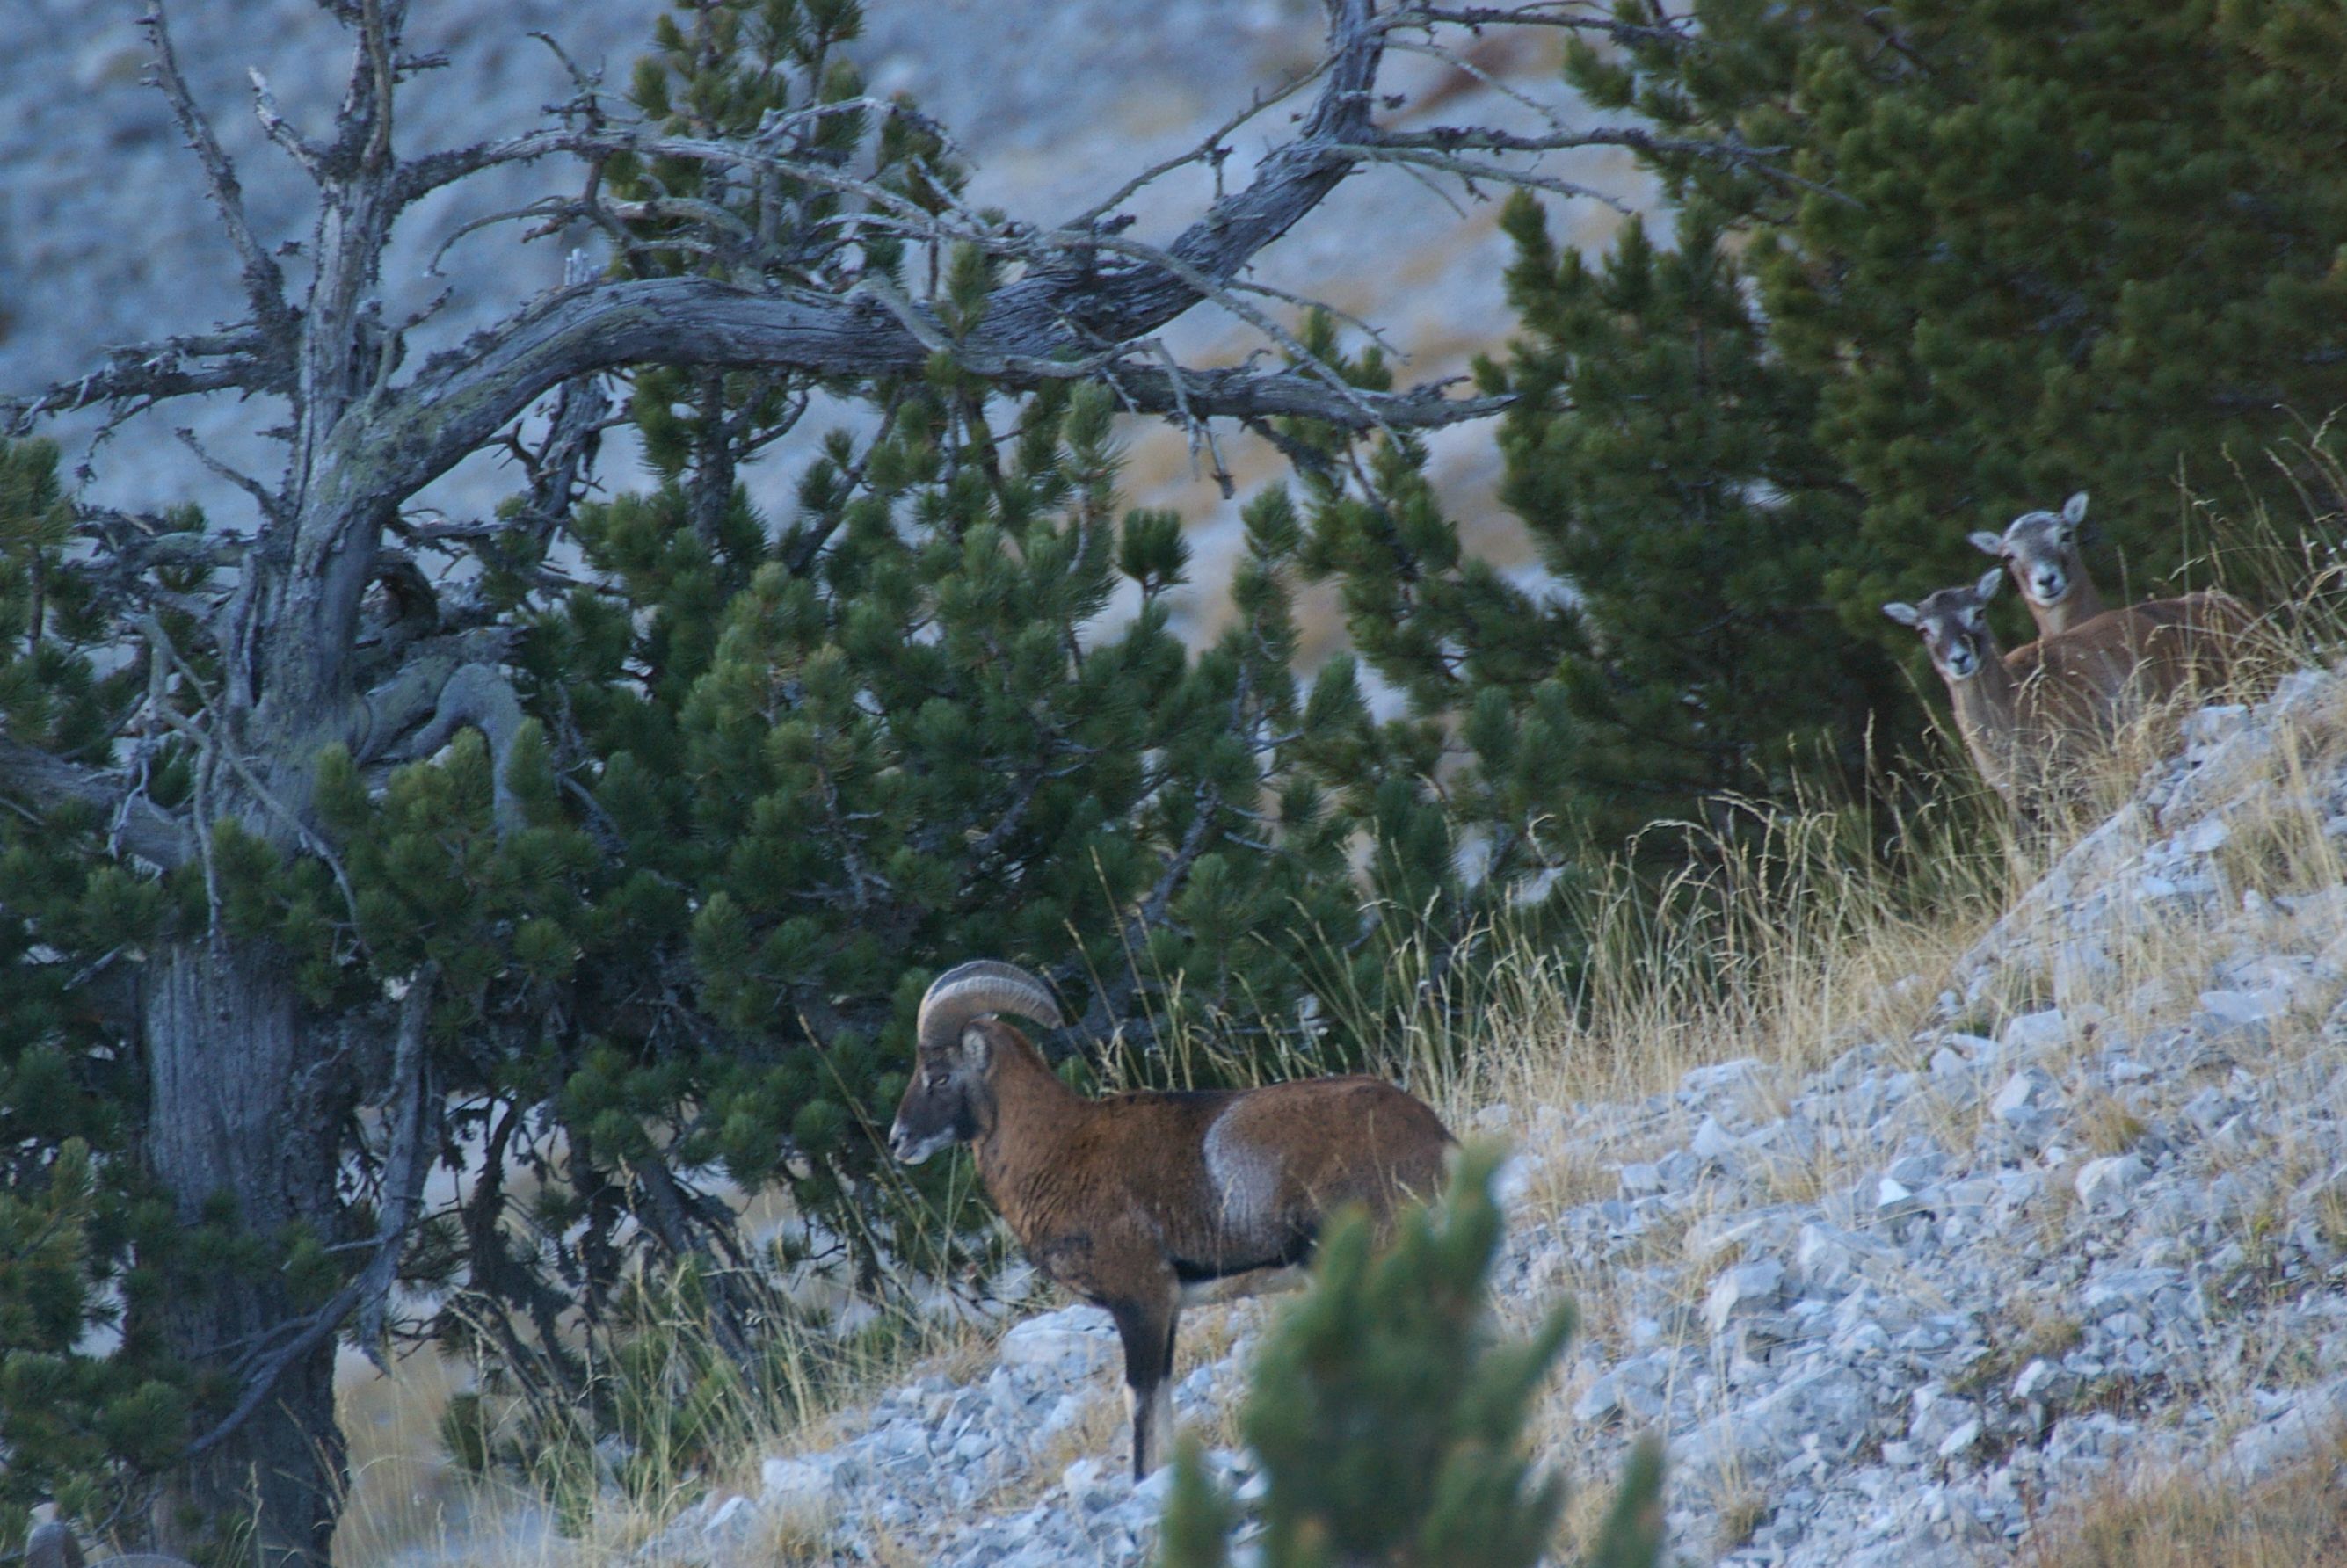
(1, 0), (1640, 646)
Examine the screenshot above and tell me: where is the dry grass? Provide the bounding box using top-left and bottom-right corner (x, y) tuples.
(1518, 1136), (1641, 1216)
(757, 1503), (836, 1567)
(2020, 1422), (2347, 1568)
(1550, 1466), (1636, 1562)
(1951, 1294), (2085, 1401)
(1709, 1478), (1771, 1556)
(329, 1261), (1008, 1567)
(333, 1350), (474, 1564)
(1007, 1387), (1127, 1505)
(2075, 1092), (2149, 1158)
(1369, 788), (2022, 1160)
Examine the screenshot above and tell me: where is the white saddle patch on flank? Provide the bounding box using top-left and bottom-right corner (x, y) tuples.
(1203, 1108), (1282, 1252)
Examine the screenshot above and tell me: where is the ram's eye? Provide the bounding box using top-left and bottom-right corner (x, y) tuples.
(926, 1070), (949, 1088)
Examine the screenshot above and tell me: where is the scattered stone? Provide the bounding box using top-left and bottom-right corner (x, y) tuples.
(1691, 1114), (1744, 1164)
(1991, 1068), (2058, 1124)
(2074, 1154), (2149, 1214)
(2002, 1010), (2070, 1055)
(999, 1305), (1118, 1376)
(760, 1455), (832, 1510)
(1705, 1259), (1787, 1335)
(2195, 987), (2291, 1035)
(2175, 816), (2232, 855)
(2012, 1359), (2075, 1405)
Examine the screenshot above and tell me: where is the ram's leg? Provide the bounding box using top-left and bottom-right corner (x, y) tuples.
(1108, 1285), (1178, 1480)
(1152, 1301), (1181, 1470)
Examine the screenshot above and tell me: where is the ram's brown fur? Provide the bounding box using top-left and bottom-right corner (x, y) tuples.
(888, 960), (1450, 1480)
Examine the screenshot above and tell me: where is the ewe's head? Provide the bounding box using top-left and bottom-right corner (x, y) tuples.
(887, 961), (1065, 1165)
(1970, 490), (2089, 610)
(1884, 569), (2006, 682)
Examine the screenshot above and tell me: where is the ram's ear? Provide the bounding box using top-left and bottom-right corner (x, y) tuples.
(1968, 530), (2009, 558)
(1882, 601), (1921, 628)
(1976, 567), (2006, 600)
(959, 1023), (993, 1069)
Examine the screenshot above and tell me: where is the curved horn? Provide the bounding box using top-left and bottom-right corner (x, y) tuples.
(917, 960), (1064, 1051)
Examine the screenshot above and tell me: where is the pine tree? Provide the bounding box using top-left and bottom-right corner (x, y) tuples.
(1566, 0), (2347, 631)
(1287, 198), (1909, 868)
(1156, 1145), (1665, 1568)
(0, 442), (204, 1542)
(1476, 197), (1908, 846)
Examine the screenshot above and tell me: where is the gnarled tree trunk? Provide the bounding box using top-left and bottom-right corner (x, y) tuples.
(144, 939), (345, 1566)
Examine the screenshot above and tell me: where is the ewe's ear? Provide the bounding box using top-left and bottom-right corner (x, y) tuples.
(1976, 567), (2006, 600)
(1882, 601), (1921, 627)
(2062, 490), (2089, 526)
(1968, 530), (2009, 558)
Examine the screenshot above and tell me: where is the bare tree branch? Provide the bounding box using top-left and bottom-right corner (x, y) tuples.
(350, 627), (512, 760)
(1370, 123), (1845, 202)
(247, 67), (330, 177)
(389, 663), (527, 837)
(0, 736), (190, 868)
(174, 428), (288, 524)
(139, 0), (295, 342)
(1380, 2), (1699, 49)
(354, 967), (435, 1368)
(360, 272), (1509, 512)
(0, 327), (289, 437)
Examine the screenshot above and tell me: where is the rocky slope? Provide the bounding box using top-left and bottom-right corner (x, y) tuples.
(612, 667), (2347, 1566)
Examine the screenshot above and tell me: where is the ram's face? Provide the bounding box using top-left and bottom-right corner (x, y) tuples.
(887, 1028), (988, 1165)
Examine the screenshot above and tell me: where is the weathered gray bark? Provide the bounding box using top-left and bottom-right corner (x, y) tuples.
(144, 940), (346, 1567)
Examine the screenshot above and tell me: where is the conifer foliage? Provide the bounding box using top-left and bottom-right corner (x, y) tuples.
(1477, 200), (1905, 841)
(1566, 0), (2347, 623)
(1157, 1146), (1665, 1568)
